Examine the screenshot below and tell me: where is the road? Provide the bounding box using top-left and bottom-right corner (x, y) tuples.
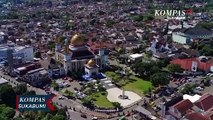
(0, 70), (145, 120)
(0, 71), (99, 120)
(68, 110), (93, 120)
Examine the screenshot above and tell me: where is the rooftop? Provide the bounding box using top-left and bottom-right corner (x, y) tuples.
(171, 99), (193, 115)
(0, 78), (8, 85)
(183, 94), (201, 103)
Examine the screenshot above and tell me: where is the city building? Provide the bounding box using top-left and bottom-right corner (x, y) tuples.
(22, 68), (49, 87)
(14, 63), (49, 87)
(128, 53), (143, 63)
(84, 59), (99, 76)
(55, 34), (107, 75)
(0, 77), (8, 86)
(161, 93), (213, 120)
(40, 57), (65, 78)
(172, 27), (213, 44)
(0, 42), (34, 64)
(170, 57), (213, 72)
(168, 99), (194, 119)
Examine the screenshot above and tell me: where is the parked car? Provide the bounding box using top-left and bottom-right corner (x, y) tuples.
(63, 77), (68, 80)
(92, 117), (98, 120)
(59, 96), (64, 100)
(80, 114), (87, 118)
(196, 87), (203, 91)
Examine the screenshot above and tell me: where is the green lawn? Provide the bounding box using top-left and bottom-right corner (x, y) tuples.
(88, 92), (114, 108)
(123, 76), (153, 96)
(105, 71), (120, 80)
(105, 71), (153, 96)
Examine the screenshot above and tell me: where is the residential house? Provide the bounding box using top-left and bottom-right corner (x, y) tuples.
(22, 68), (49, 87)
(168, 99), (193, 119)
(194, 94), (213, 112)
(170, 57), (213, 72)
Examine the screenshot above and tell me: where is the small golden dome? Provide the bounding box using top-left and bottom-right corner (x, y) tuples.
(70, 34), (84, 45)
(87, 59), (95, 67)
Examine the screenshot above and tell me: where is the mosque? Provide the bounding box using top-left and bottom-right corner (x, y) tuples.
(54, 34), (107, 76)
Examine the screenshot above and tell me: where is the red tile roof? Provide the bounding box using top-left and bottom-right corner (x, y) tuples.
(185, 112), (209, 120)
(194, 94), (213, 111)
(205, 111), (213, 120)
(170, 58), (213, 71)
(172, 99), (193, 115)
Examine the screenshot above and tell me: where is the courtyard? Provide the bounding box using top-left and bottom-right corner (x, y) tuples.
(105, 71), (153, 96)
(107, 87), (142, 108)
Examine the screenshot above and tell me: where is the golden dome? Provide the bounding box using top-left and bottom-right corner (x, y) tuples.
(87, 59), (96, 67)
(70, 34), (84, 45)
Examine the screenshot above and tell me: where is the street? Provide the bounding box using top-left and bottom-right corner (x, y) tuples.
(0, 70), (146, 120)
(0, 71), (97, 120)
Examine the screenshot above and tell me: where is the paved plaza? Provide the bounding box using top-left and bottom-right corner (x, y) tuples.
(100, 78), (142, 108)
(107, 88), (142, 108)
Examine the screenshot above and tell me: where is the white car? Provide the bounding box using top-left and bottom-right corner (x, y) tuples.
(196, 87), (203, 91)
(58, 96), (65, 100)
(207, 73), (213, 77)
(92, 117), (98, 120)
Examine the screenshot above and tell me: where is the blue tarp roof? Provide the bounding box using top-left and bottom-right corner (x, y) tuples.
(82, 73), (106, 81)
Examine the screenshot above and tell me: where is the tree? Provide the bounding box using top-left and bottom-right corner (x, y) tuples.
(196, 22), (213, 30)
(200, 45), (213, 56)
(56, 109), (66, 117)
(14, 84), (27, 95)
(132, 61), (160, 78)
(64, 90), (74, 98)
(52, 115), (66, 120)
(132, 62), (152, 78)
(156, 59), (170, 68)
(181, 84), (196, 94)
(26, 40), (32, 45)
(131, 15), (143, 22)
(98, 84), (106, 92)
(47, 41), (55, 50)
(167, 64), (183, 73)
(15, 104), (67, 120)
(203, 76), (211, 86)
(51, 81), (59, 91)
(112, 102), (122, 109)
(22, 111), (36, 120)
(82, 98), (94, 109)
(50, 58), (56, 64)
(45, 113), (53, 120)
(150, 72), (169, 87)
(35, 51), (41, 58)
(144, 14), (155, 21)
(0, 85), (16, 108)
(105, 19), (116, 27)
(0, 104), (15, 119)
(150, 66), (161, 75)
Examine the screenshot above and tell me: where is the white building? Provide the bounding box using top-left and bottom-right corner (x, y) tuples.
(84, 59), (99, 76)
(128, 53), (143, 63)
(55, 34), (107, 75)
(0, 42), (34, 63)
(172, 27), (213, 44)
(0, 77), (8, 86)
